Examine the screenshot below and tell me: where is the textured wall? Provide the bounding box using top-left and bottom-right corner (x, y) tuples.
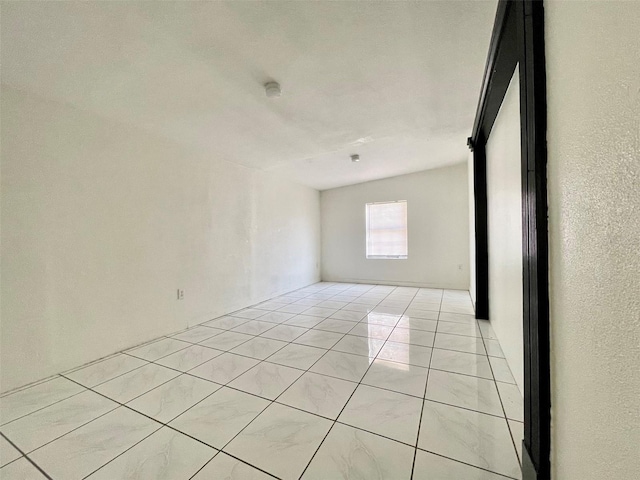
(486, 68), (524, 393)
(546, 2), (640, 478)
(321, 164), (470, 289)
(1, 87), (321, 393)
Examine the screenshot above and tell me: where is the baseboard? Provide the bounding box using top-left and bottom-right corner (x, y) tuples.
(320, 276), (470, 291)
(2, 278), (322, 396)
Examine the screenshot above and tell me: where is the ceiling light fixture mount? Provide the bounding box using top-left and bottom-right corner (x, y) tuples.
(264, 81), (281, 98)
(351, 154), (360, 162)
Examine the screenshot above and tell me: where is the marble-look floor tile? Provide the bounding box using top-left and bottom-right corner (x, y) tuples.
(231, 320), (276, 336)
(310, 351), (372, 382)
(331, 295), (359, 302)
(413, 449), (508, 480)
(430, 349), (494, 379)
(329, 310), (366, 322)
(379, 302), (410, 311)
(404, 307), (439, 319)
(425, 370), (503, 416)
(313, 318), (356, 334)
(478, 320), (499, 340)
(508, 419), (524, 464)
(203, 316), (249, 330)
(440, 304), (475, 315)
(302, 422), (414, 480)
(497, 382), (523, 422)
(277, 372), (357, 419)
(189, 353), (259, 385)
(377, 341), (432, 367)
(293, 329), (344, 349)
(0, 436), (21, 467)
(331, 335), (385, 358)
(230, 308), (267, 320)
(396, 316), (438, 332)
(260, 324), (308, 342)
(278, 304), (310, 314)
(1, 390), (117, 453)
(361, 359), (428, 397)
(30, 407), (160, 480)
(341, 303), (375, 313)
(317, 300), (348, 309)
(64, 354), (147, 388)
(371, 306), (406, 316)
(127, 375), (221, 423)
(484, 339), (506, 358)
(126, 338), (191, 362)
(199, 331), (255, 351)
(171, 326), (224, 344)
(229, 362), (303, 400)
(438, 312), (478, 324)
(0, 457), (48, 479)
(361, 313), (401, 326)
(434, 332), (486, 355)
(284, 314), (324, 328)
(257, 311), (295, 324)
(351, 300), (379, 308)
(409, 300), (441, 310)
(0, 377), (85, 425)
(191, 452), (273, 480)
(339, 384), (423, 445)
(293, 298), (321, 307)
(86, 427), (214, 480)
(347, 323), (393, 340)
(169, 387), (269, 449)
(156, 344), (223, 371)
(489, 357), (517, 384)
(436, 321), (482, 337)
(418, 401), (520, 478)
(266, 343), (326, 370)
(388, 327), (435, 347)
(95, 363), (179, 403)
(230, 337), (288, 360)
(225, 403), (332, 480)
(303, 306), (338, 318)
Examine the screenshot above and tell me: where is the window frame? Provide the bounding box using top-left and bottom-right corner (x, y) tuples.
(365, 200), (408, 260)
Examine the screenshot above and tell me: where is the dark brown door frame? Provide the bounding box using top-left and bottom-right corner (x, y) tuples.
(468, 1), (550, 479)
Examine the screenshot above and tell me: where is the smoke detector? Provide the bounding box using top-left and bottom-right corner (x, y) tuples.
(351, 154), (360, 162)
(265, 81), (281, 98)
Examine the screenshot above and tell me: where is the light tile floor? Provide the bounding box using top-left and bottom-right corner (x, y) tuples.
(0, 282), (523, 479)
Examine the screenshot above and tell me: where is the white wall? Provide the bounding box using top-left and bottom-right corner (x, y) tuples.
(321, 164), (470, 289)
(0, 87), (321, 393)
(546, 2), (640, 479)
(468, 151), (476, 306)
(486, 67), (524, 393)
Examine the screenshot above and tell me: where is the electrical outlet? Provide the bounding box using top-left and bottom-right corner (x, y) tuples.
(177, 289), (184, 300)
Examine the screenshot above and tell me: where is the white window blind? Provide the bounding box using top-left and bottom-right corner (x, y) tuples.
(366, 201), (408, 259)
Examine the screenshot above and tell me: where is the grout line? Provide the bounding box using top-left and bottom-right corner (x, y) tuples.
(410, 287), (443, 480)
(0, 432), (54, 480)
(60, 360), (280, 480)
(476, 321), (523, 467)
(3, 283), (497, 480)
(297, 285), (419, 479)
(185, 282), (384, 479)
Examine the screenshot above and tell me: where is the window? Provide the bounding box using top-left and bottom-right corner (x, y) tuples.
(366, 200), (408, 259)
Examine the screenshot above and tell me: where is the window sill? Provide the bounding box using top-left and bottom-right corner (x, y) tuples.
(366, 256), (408, 260)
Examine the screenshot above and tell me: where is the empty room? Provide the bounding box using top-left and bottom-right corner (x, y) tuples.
(1, 1), (638, 480)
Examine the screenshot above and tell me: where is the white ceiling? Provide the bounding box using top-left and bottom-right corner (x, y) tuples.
(1, 1), (496, 190)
